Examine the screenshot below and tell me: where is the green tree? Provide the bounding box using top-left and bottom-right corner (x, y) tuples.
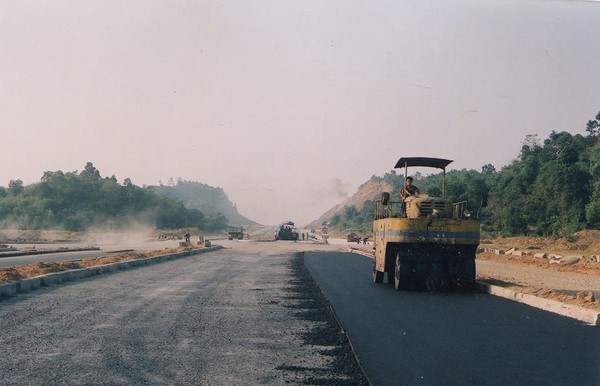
(8, 179), (24, 195)
(586, 111), (600, 137)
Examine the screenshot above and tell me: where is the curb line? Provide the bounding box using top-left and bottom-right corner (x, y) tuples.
(475, 282), (600, 326)
(0, 246), (223, 299)
(347, 248), (375, 258)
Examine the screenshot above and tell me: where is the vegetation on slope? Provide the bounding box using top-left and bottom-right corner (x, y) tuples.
(327, 111), (600, 238)
(0, 163), (228, 232)
(151, 180), (256, 226)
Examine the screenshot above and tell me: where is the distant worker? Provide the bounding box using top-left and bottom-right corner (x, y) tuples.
(400, 176), (420, 199)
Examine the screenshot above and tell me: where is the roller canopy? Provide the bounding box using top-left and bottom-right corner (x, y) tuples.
(394, 157), (453, 170)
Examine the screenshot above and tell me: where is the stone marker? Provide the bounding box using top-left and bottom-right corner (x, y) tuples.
(560, 256), (581, 265)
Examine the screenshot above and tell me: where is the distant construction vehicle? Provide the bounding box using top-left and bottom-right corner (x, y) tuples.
(227, 226), (244, 240)
(347, 232), (361, 242)
(276, 221), (299, 241)
(372, 157), (486, 292)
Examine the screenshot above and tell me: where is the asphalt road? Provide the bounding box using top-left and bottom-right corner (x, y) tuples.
(0, 247), (366, 385)
(305, 251), (600, 386)
(3, 241), (599, 385)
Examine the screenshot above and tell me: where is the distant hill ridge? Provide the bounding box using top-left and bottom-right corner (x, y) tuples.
(151, 180), (257, 226)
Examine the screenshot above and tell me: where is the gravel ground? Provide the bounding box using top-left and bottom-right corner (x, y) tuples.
(281, 252), (369, 385)
(477, 259), (600, 292)
(0, 241), (368, 385)
(1, 236), (598, 384)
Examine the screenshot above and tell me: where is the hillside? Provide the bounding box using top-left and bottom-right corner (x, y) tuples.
(151, 180), (257, 226)
(0, 163), (228, 232)
(306, 180), (392, 229)
(308, 120), (600, 238)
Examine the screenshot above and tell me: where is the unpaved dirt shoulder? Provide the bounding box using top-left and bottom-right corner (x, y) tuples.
(474, 231), (600, 312)
(476, 252), (600, 312)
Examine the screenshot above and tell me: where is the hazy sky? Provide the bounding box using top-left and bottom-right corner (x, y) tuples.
(2, 0), (600, 226)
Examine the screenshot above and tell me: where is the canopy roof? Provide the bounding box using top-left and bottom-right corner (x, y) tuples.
(394, 157), (453, 170)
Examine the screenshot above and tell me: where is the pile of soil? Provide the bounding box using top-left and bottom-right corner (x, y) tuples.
(485, 230), (600, 254)
(477, 251), (600, 276)
(0, 246), (194, 284)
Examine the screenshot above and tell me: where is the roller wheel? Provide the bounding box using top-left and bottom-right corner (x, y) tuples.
(431, 257), (445, 291)
(394, 252), (410, 290)
(413, 260), (429, 291)
(459, 254), (476, 292)
(447, 256), (460, 292)
(387, 268), (395, 284)
(372, 258), (384, 283)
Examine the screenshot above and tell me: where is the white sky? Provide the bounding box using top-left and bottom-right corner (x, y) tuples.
(1, 0), (600, 226)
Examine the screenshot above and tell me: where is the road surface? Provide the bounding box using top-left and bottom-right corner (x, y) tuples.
(2, 239), (599, 385)
(305, 251), (600, 386)
(0, 244), (366, 385)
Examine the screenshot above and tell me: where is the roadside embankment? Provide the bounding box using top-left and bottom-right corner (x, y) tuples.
(0, 246), (100, 258)
(0, 246), (222, 298)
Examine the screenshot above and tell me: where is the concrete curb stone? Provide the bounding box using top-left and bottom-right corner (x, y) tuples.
(0, 246), (223, 299)
(476, 282), (600, 326)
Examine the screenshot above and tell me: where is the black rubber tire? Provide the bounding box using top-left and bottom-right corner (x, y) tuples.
(459, 254), (476, 292)
(431, 256), (445, 291)
(372, 259), (384, 283)
(394, 252), (410, 290)
(387, 269), (395, 284)
(447, 256), (460, 292)
(413, 260), (428, 291)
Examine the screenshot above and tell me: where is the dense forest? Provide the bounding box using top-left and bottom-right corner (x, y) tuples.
(329, 111), (600, 238)
(0, 163), (228, 232)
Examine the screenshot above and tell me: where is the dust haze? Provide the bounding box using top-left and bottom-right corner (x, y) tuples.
(1, 1), (599, 225)
(82, 223), (158, 247)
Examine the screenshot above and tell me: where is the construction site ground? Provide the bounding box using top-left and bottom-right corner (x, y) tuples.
(476, 230), (600, 312)
(1, 229), (599, 313)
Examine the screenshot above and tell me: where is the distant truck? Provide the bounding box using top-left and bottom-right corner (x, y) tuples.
(347, 232), (361, 243)
(276, 221), (299, 241)
(227, 226), (244, 240)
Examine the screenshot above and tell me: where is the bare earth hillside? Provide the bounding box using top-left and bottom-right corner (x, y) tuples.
(307, 180), (392, 228)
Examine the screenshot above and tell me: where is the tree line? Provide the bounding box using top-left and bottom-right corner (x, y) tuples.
(0, 162), (228, 232)
(330, 111), (600, 238)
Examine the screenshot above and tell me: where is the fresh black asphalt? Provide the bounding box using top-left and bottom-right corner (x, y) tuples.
(305, 251), (600, 386)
